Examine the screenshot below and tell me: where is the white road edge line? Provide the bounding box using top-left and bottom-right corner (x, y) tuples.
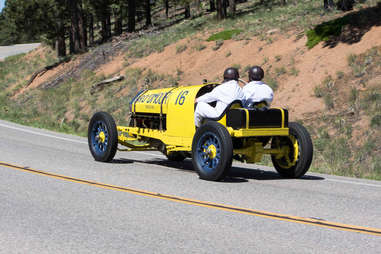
(0, 122), (162, 158)
(325, 178), (381, 188)
(0, 122), (87, 144)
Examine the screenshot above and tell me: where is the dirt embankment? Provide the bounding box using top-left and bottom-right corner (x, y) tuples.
(18, 24), (381, 120)
(98, 25), (381, 119)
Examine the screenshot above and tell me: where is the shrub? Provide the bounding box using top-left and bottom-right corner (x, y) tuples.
(212, 40), (224, 51)
(193, 43), (206, 51)
(275, 67), (286, 76)
(324, 94), (334, 109)
(232, 64), (241, 71)
(314, 86), (324, 98)
(336, 71), (344, 79)
(370, 115), (381, 128)
(290, 67), (299, 76)
(349, 88), (358, 104)
(176, 44), (187, 54)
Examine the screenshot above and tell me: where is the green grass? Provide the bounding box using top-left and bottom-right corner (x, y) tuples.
(207, 29), (243, 41)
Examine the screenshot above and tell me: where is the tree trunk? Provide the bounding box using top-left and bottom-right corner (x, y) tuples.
(106, 13), (111, 38)
(229, 0), (236, 17)
(69, 25), (74, 54)
(165, 0), (169, 18)
(324, 0), (335, 9)
(145, 0), (152, 27)
(77, 0), (87, 51)
(69, 0), (81, 53)
(115, 11), (123, 35)
(223, 0), (228, 16)
(128, 0), (136, 32)
(89, 13), (94, 45)
(216, 0), (227, 19)
(184, 3), (191, 19)
(101, 19), (107, 42)
(216, 0), (222, 19)
(194, 0), (201, 16)
(337, 0), (354, 11)
(210, 0), (216, 12)
(56, 22), (66, 58)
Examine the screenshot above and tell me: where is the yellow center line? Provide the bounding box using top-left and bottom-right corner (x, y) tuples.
(1, 161), (381, 237)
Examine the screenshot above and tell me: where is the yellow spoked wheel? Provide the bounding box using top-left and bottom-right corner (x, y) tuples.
(271, 122), (313, 178)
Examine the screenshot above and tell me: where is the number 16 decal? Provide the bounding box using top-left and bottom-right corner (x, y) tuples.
(175, 91), (189, 105)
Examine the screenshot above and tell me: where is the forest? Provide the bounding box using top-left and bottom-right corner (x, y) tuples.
(0, 0), (353, 57)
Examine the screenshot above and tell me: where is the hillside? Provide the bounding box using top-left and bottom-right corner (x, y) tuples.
(0, 0), (380, 179)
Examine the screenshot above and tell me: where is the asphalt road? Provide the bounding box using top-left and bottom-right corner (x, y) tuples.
(0, 43), (41, 60)
(0, 119), (380, 253)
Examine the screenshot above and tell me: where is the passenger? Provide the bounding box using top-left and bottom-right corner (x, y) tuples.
(243, 66), (273, 109)
(194, 67), (244, 127)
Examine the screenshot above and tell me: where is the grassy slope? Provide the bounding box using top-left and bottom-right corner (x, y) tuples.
(0, 0), (380, 178)
(306, 46), (381, 179)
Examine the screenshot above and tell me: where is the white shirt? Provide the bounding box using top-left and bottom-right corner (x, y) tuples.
(196, 80), (244, 115)
(242, 81), (273, 108)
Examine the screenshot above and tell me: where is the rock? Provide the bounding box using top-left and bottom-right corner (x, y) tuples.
(266, 29), (279, 35)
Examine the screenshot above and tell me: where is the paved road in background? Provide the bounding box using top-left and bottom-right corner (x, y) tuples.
(0, 43), (40, 60)
(0, 119), (380, 253)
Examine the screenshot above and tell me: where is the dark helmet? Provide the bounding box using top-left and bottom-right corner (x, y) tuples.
(223, 67), (240, 82)
(248, 66), (264, 81)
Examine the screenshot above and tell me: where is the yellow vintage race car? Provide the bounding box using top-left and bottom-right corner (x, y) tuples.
(88, 82), (313, 181)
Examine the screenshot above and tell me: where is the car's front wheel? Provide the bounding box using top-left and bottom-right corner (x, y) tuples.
(88, 112), (118, 162)
(192, 122), (233, 181)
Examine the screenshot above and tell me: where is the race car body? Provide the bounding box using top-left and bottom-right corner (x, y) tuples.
(88, 82), (313, 181)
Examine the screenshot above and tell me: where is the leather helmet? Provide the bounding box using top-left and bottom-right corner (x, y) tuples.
(223, 67), (240, 81)
(248, 66), (264, 81)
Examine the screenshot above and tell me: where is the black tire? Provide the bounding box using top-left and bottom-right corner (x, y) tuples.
(166, 152), (186, 162)
(88, 112), (118, 162)
(271, 122), (313, 178)
(192, 122), (233, 181)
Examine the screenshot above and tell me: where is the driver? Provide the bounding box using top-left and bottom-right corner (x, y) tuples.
(194, 67), (244, 127)
(243, 66), (273, 108)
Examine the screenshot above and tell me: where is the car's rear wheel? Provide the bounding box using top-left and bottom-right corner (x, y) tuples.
(271, 122), (313, 178)
(192, 122), (233, 181)
(88, 112), (118, 162)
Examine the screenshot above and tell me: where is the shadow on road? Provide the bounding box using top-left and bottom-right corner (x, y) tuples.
(113, 157), (325, 182)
